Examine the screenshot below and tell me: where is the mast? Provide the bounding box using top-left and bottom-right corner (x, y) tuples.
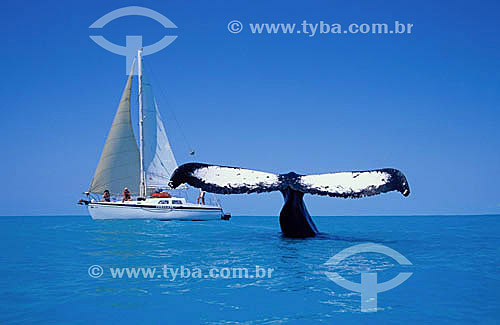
(138, 49), (146, 197)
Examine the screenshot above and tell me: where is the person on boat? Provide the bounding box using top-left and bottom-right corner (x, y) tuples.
(122, 187), (132, 202)
(102, 190), (111, 202)
(197, 189), (205, 205)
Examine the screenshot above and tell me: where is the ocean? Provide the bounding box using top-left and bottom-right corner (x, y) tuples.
(0, 215), (498, 324)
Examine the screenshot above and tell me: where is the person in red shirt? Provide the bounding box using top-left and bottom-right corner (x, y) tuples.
(122, 187), (131, 202)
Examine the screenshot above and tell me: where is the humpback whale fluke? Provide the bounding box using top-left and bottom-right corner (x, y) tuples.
(169, 163), (410, 238)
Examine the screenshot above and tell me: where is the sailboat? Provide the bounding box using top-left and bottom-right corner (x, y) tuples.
(81, 50), (224, 220)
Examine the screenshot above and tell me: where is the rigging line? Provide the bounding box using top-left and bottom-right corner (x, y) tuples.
(142, 60), (195, 158)
(142, 60), (204, 201)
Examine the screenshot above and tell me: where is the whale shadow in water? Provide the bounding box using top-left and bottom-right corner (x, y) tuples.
(279, 232), (398, 245)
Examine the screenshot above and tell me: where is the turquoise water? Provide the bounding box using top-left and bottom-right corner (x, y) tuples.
(0, 215), (498, 324)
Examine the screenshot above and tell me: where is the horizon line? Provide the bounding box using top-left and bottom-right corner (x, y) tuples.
(0, 213), (499, 218)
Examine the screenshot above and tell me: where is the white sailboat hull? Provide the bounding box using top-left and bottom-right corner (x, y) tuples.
(88, 202), (223, 220)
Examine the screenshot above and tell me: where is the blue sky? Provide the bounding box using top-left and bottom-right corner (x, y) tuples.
(1, 0), (499, 216)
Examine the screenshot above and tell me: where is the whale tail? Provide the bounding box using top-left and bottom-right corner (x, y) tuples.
(169, 163), (410, 198)
(169, 163), (410, 237)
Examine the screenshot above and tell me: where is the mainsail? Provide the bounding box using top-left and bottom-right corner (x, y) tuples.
(141, 65), (178, 188)
(89, 62), (140, 195)
(89, 55), (178, 197)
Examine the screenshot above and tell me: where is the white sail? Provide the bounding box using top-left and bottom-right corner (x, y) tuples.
(141, 66), (178, 188)
(89, 62), (140, 195)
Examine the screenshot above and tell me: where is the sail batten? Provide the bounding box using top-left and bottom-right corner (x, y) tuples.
(89, 61), (140, 195)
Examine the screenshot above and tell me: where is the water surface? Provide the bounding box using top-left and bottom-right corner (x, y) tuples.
(0, 215), (498, 324)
